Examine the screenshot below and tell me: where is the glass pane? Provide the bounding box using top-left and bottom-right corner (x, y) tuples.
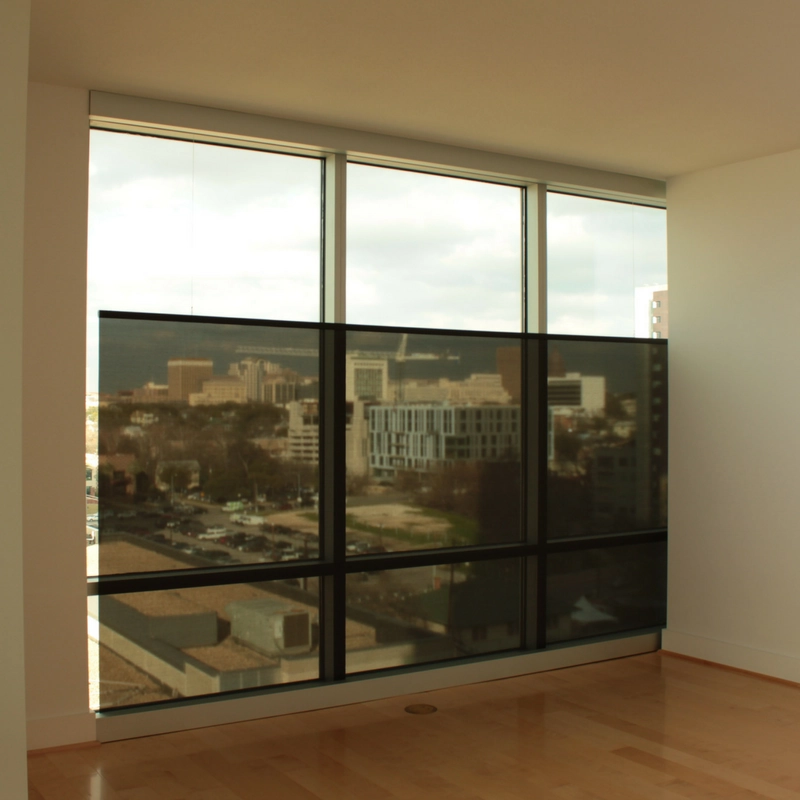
(547, 193), (667, 337)
(345, 330), (522, 553)
(546, 338), (667, 539)
(346, 558), (521, 674)
(89, 578), (320, 709)
(347, 165), (522, 332)
(546, 542), (666, 644)
(87, 130), (322, 386)
(91, 317), (320, 576)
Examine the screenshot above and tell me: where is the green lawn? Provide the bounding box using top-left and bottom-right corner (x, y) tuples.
(301, 507), (479, 546)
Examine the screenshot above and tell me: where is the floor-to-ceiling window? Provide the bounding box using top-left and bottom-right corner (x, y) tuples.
(86, 123), (667, 715)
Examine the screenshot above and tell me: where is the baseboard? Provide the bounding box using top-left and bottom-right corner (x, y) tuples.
(97, 631), (660, 743)
(661, 629), (800, 684)
(26, 711), (96, 751)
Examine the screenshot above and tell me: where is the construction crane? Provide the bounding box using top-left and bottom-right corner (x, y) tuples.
(235, 334), (460, 364)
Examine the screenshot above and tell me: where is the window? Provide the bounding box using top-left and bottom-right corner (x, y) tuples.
(347, 165), (522, 331)
(546, 192), (667, 337)
(87, 125), (667, 715)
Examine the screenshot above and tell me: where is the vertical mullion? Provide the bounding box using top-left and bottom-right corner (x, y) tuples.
(320, 153), (347, 680)
(320, 326), (347, 681)
(319, 326), (336, 681)
(536, 336), (549, 649)
(332, 328), (347, 679)
(524, 184), (548, 334)
(320, 152), (347, 681)
(522, 337), (539, 649)
(323, 153), (346, 324)
(524, 184), (548, 648)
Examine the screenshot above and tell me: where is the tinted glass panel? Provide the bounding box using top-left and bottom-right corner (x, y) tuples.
(546, 338), (667, 539)
(345, 330), (523, 553)
(347, 165), (522, 332)
(546, 542), (667, 644)
(547, 193), (667, 337)
(92, 317), (320, 576)
(346, 558), (521, 674)
(89, 578), (320, 709)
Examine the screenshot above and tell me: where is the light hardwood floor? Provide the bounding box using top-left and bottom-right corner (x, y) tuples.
(27, 652), (800, 799)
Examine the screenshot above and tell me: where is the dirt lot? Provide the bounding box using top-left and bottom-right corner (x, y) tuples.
(348, 503), (450, 538)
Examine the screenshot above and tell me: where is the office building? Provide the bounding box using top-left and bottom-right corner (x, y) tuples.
(547, 373), (606, 416)
(346, 355), (389, 402)
(167, 358), (213, 403)
(188, 375), (246, 406)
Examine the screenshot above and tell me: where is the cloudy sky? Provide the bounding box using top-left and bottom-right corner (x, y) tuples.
(547, 193), (667, 337)
(87, 130), (666, 391)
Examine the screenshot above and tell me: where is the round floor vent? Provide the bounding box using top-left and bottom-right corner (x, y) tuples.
(404, 703), (438, 715)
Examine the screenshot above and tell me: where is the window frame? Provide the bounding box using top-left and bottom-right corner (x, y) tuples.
(86, 94), (668, 739)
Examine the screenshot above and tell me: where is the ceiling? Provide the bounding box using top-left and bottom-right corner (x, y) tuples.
(28, 0), (800, 180)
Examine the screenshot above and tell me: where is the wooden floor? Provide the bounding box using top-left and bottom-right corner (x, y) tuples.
(27, 652), (800, 799)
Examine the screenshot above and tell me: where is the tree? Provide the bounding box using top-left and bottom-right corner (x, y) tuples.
(476, 460), (521, 545)
(422, 462), (480, 518)
(157, 463), (193, 494)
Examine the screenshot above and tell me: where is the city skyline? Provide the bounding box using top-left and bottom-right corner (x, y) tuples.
(98, 316), (658, 398)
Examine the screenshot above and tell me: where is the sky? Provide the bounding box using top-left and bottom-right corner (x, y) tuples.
(547, 193), (667, 337)
(86, 130), (667, 393)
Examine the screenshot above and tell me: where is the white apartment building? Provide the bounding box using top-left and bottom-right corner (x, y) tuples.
(370, 404), (520, 477)
(547, 373), (606, 416)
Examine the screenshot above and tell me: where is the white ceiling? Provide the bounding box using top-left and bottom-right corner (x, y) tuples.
(28, 0), (800, 180)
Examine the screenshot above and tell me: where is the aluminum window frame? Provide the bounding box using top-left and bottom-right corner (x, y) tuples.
(86, 94), (667, 740)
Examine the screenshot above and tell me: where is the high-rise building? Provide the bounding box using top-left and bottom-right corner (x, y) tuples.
(496, 346), (522, 403)
(262, 375), (298, 405)
(287, 400), (320, 463)
(634, 285), (669, 339)
(650, 289), (669, 339)
(228, 358), (267, 401)
(167, 358), (214, 402)
(547, 374), (606, 415)
(345, 355), (389, 402)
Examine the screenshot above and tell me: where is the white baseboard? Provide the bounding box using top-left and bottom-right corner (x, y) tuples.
(27, 711), (96, 751)
(661, 629), (800, 684)
(97, 632), (660, 743)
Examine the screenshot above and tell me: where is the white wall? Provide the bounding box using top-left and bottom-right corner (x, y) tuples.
(23, 83), (95, 749)
(0, 0), (31, 795)
(664, 148), (800, 679)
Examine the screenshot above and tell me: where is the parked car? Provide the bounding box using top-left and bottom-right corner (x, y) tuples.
(201, 549), (236, 564)
(238, 536), (268, 553)
(198, 526), (227, 540)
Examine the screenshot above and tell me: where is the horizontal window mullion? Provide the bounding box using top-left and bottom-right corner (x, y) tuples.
(545, 528), (667, 554)
(89, 560), (334, 596)
(344, 542), (535, 573)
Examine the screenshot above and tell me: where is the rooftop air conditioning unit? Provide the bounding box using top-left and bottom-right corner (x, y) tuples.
(227, 598), (312, 656)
